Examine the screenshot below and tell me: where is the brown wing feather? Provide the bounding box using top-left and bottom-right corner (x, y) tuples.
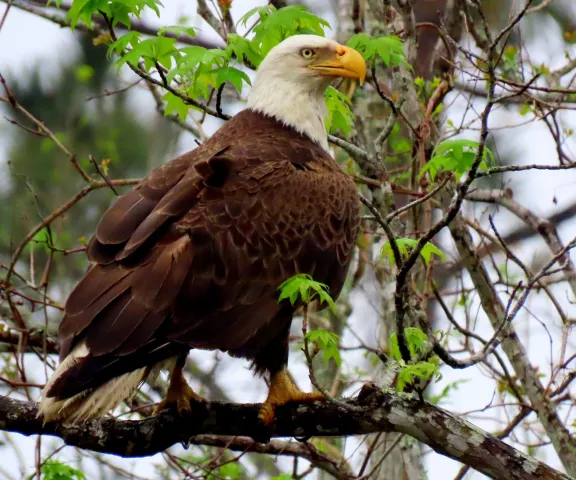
(86, 155), (191, 264)
(57, 110), (360, 388)
(84, 291), (149, 355)
(94, 192), (157, 246)
(59, 267), (132, 339)
(64, 264), (131, 317)
(114, 310), (167, 356)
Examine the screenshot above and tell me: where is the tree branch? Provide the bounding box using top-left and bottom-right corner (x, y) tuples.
(0, 385), (572, 480)
(0, 327), (58, 354)
(5, 0), (221, 50)
(448, 214), (576, 476)
(467, 188), (576, 299)
(192, 435), (354, 480)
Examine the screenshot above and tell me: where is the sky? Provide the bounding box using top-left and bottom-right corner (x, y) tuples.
(1, 1), (576, 480)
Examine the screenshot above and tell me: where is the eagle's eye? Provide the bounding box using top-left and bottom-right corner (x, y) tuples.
(300, 48), (315, 59)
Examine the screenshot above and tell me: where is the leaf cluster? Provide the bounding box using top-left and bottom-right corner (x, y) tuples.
(325, 86), (355, 137)
(388, 328), (441, 392)
(278, 274), (336, 312)
(419, 139), (495, 182)
(41, 461), (85, 480)
(305, 330), (342, 367)
(278, 274), (340, 367)
(240, 5), (330, 55)
(66, 0), (162, 29)
(348, 33), (408, 68)
(62, 0), (405, 139)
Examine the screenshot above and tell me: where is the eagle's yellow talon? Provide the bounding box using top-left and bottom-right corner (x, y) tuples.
(153, 365), (204, 416)
(258, 369), (325, 425)
(258, 404), (275, 425)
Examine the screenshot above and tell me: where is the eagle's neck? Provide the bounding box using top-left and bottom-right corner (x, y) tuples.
(246, 76), (329, 151)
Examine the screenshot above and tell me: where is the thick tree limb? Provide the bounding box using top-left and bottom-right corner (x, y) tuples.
(0, 385), (572, 480)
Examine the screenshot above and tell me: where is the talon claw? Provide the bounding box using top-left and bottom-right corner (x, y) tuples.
(153, 364), (205, 416)
(258, 370), (325, 425)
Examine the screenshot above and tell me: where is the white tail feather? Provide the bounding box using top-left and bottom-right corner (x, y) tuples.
(37, 342), (173, 423)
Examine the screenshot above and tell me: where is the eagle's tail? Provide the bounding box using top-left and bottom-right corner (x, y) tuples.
(37, 342), (170, 423)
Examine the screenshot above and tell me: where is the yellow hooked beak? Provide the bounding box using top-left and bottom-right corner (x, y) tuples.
(308, 45), (366, 85)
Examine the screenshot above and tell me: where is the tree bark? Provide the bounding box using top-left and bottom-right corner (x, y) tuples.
(0, 385), (572, 480)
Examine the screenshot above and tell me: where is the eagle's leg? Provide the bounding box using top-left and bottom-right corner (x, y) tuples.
(258, 369), (324, 425)
(153, 354), (204, 415)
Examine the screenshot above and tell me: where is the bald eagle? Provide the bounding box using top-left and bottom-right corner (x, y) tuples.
(38, 35), (365, 424)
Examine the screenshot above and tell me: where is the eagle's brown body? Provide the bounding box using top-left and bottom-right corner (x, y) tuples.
(42, 109), (360, 416)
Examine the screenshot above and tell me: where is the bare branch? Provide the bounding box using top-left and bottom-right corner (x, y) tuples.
(0, 327), (58, 355)
(448, 214), (576, 476)
(467, 188), (576, 299)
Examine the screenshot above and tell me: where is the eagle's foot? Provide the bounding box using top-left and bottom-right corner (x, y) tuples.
(258, 370), (324, 425)
(153, 366), (205, 416)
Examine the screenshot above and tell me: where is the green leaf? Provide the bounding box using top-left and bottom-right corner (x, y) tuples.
(152, 36), (178, 57)
(213, 66), (251, 93)
(226, 34), (264, 67)
(158, 25), (198, 38)
(420, 242), (446, 264)
(381, 238), (445, 265)
(414, 76), (425, 93)
(419, 139), (495, 181)
(28, 227), (50, 253)
(116, 36), (179, 71)
(381, 237), (416, 264)
(107, 32), (141, 57)
(66, 0), (163, 29)
(41, 460), (85, 480)
(388, 328), (441, 392)
(278, 273), (336, 312)
(519, 103), (533, 116)
(66, 0), (93, 29)
(325, 86), (355, 137)
(237, 5), (276, 28)
(396, 360), (439, 392)
(74, 64), (95, 83)
(175, 45), (209, 69)
(180, 47), (228, 68)
(218, 462), (245, 479)
(305, 330), (342, 366)
(163, 92), (189, 121)
(108, 3), (132, 27)
(348, 33), (407, 68)
(186, 67), (217, 100)
(389, 327), (430, 360)
(250, 5), (330, 55)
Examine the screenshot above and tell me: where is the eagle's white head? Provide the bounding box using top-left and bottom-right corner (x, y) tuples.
(246, 35), (366, 151)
